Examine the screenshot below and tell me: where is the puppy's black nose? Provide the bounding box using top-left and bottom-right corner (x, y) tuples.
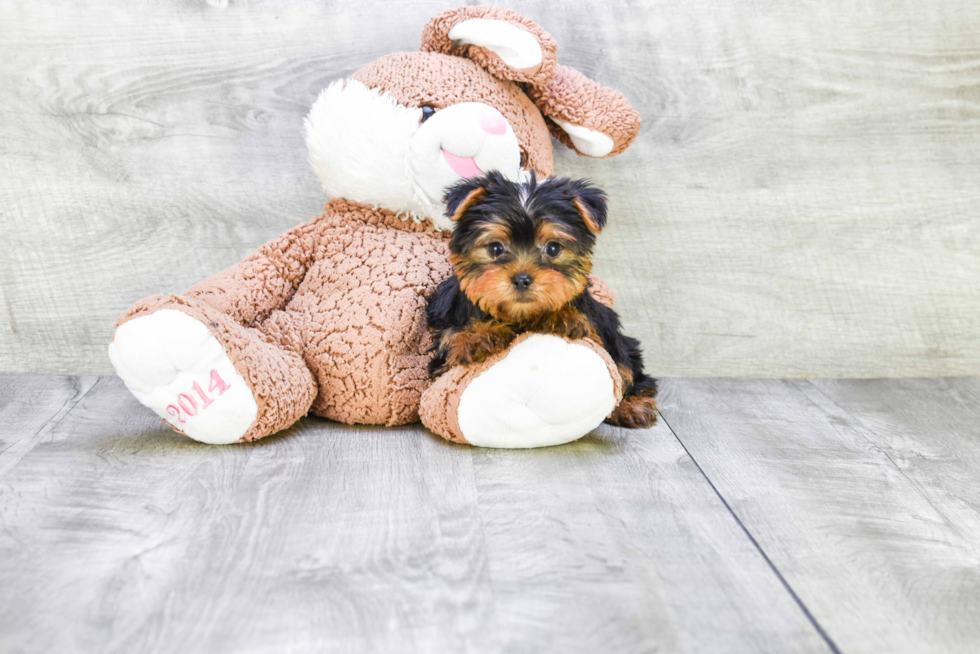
(512, 272), (533, 291)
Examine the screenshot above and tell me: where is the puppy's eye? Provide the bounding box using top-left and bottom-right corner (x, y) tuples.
(420, 106), (436, 123)
(544, 242), (562, 258)
(486, 242), (505, 259)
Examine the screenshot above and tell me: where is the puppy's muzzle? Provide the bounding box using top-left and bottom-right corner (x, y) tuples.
(512, 272), (533, 291)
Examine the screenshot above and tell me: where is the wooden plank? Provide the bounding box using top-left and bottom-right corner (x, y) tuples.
(0, 373), (99, 477)
(472, 419), (831, 654)
(0, 376), (494, 654)
(1, 1), (979, 377)
(0, 376), (835, 653)
(808, 377), (980, 546)
(658, 378), (980, 654)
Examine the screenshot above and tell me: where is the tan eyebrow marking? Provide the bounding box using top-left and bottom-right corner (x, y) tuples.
(474, 223), (512, 247)
(535, 222), (576, 246)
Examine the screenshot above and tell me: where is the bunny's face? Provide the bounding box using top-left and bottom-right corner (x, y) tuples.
(304, 7), (640, 231)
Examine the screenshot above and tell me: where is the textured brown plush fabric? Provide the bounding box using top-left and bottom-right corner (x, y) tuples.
(419, 7), (642, 159)
(352, 53), (555, 177)
(587, 275), (615, 309)
(528, 64), (642, 158)
(420, 6), (558, 88)
(419, 333), (625, 445)
(118, 199), (453, 440)
(114, 7), (642, 446)
(117, 294), (318, 442)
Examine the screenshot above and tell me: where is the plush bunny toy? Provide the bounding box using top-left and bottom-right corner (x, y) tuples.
(108, 7), (641, 447)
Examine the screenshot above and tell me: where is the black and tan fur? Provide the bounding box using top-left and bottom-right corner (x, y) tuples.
(427, 171), (658, 428)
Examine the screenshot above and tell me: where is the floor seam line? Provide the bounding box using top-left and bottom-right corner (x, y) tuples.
(0, 375), (102, 480)
(656, 408), (844, 654)
(798, 379), (964, 535)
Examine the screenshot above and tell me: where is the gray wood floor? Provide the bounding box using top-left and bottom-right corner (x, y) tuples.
(1, 375), (978, 654)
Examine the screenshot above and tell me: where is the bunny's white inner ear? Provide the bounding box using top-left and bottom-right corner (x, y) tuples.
(552, 118), (615, 157)
(448, 19), (543, 70)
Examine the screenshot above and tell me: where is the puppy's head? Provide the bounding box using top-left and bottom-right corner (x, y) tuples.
(444, 171), (607, 322)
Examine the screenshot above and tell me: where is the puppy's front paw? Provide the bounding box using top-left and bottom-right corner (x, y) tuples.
(606, 394), (658, 429)
(535, 306), (597, 341)
(447, 323), (516, 367)
(561, 313), (596, 341)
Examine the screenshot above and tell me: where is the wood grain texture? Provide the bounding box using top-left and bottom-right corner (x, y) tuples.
(809, 377), (980, 555)
(0, 374), (98, 477)
(1, 1), (978, 376)
(471, 422), (830, 654)
(0, 376), (494, 654)
(0, 375), (837, 653)
(658, 378), (980, 654)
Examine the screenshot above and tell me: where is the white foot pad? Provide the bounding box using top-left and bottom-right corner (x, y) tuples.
(108, 310), (258, 445)
(457, 335), (617, 448)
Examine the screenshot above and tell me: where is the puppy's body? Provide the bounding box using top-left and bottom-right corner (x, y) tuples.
(427, 172), (658, 429)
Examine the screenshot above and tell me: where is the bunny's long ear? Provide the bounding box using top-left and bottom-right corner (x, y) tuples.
(421, 7), (557, 88)
(528, 65), (642, 158)
(421, 8), (640, 158)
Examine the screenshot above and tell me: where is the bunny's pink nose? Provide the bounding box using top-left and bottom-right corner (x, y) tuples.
(481, 108), (507, 135)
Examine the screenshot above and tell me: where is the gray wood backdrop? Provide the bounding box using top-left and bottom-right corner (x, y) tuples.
(1, 0), (978, 377)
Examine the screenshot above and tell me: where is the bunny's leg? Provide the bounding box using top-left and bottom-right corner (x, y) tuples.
(109, 216), (324, 444)
(420, 333), (623, 448)
(110, 300), (316, 444)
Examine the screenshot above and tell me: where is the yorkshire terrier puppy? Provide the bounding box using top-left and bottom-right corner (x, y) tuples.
(427, 171), (658, 429)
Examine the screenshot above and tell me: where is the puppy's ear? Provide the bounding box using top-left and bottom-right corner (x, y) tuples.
(444, 179), (487, 223)
(571, 182), (608, 234)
